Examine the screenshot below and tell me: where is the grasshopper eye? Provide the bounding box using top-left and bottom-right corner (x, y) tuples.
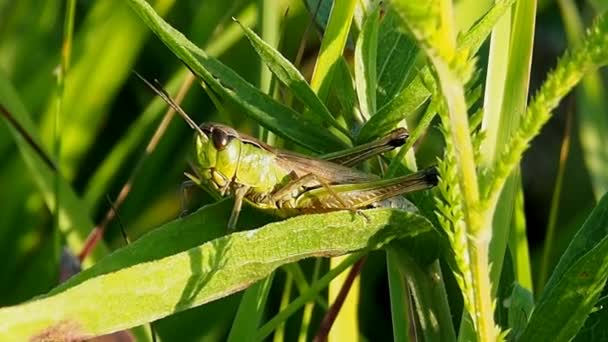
(211, 128), (234, 150)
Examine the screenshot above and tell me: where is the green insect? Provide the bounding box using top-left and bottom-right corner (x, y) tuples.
(137, 75), (437, 231)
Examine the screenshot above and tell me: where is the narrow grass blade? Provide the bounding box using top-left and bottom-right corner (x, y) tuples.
(227, 275), (274, 342)
(0, 207), (435, 340)
(558, 0), (608, 200)
(39, 0), (176, 179)
(389, 244), (456, 342)
(386, 251), (411, 342)
(236, 19), (350, 138)
(482, 0), (536, 297)
(0, 74), (108, 264)
(309, 0), (357, 102)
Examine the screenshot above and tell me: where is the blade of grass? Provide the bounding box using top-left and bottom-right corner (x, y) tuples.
(558, 0), (608, 201)
(40, 0), (176, 179)
(538, 110), (572, 291)
(236, 18), (351, 138)
(386, 251), (411, 342)
(316, 257), (365, 341)
(227, 275), (275, 342)
(482, 0), (537, 299)
(53, 0), (77, 274)
(0, 75), (108, 265)
(297, 259), (321, 342)
(308, 0), (357, 102)
(312, 1), (361, 339)
(509, 176), (533, 290)
(263, 254), (361, 341)
(273, 272), (292, 342)
(389, 243), (457, 342)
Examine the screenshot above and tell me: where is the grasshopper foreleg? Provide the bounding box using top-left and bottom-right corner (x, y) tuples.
(227, 185), (249, 232)
(179, 180), (197, 218)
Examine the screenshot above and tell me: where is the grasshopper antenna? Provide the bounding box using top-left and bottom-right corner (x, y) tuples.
(132, 71), (206, 137)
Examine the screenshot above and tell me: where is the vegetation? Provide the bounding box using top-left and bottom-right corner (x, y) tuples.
(0, 0), (607, 341)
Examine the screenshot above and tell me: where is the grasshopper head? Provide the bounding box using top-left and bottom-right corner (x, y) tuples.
(195, 123), (241, 189)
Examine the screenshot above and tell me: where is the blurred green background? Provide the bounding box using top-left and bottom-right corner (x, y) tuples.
(0, 0), (605, 340)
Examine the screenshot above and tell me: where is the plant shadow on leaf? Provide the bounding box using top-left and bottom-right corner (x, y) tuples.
(48, 199), (275, 299)
(175, 238), (233, 311)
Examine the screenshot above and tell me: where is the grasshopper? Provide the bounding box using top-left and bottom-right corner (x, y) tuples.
(136, 74), (437, 231)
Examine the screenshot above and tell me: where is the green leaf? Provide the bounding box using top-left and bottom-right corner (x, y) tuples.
(519, 193), (608, 341)
(376, 7), (418, 108)
(236, 19), (350, 138)
(0, 205), (434, 340)
(227, 275), (274, 342)
(125, 0), (349, 153)
(357, 0), (516, 143)
(573, 294), (608, 342)
(389, 245), (456, 342)
(333, 58), (361, 125)
(508, 283), (534, 340)
(354, 4), (380, 119)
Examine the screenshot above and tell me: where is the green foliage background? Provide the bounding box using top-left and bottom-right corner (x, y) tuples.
(0, 0), (608, 341)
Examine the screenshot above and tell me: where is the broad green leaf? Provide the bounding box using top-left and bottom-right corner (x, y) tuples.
(0, 72), (107, 264)
(519, 193), (608, 341)
(357, 0), (516, 143)
(236, 20), (350, 138)
(0, 205), (434, 340)
(508, 283), (534, 340)
(357, 74), (430, 143)
(573, 294), (608, 342)
(125, 0), (349, 153)
(354, 4), (379, 119)
(333, 58), (361, 125)
(376, 7), (418, 108)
